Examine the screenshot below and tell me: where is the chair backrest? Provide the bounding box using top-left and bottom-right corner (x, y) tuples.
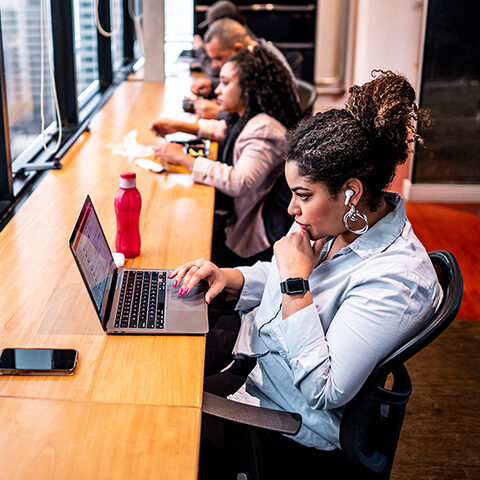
(339, 250), (463, 479)
(295, 78), (317, 116)
(283, 50), (304, 79)
(261, 173), (293, 246)
(260, 79), (317, 245)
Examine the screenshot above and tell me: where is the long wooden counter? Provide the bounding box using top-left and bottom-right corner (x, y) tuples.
(0, 74), (212, 479)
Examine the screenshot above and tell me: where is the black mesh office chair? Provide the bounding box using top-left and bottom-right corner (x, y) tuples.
(257, 79), (317, 246)
(283, 50), (304, 79)
(202, 250), (463, 480)
(295, 78), (317, 116)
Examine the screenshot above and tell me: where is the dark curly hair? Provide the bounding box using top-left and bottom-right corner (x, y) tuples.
(226, 46), (301, 129)
(285, 70), (431, 209)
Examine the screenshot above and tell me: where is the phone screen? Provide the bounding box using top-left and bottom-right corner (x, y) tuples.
(0, 348), (78, 374)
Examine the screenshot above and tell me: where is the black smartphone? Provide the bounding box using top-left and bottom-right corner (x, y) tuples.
(0, 348), (78, 375)
(182, 97), (196, 113)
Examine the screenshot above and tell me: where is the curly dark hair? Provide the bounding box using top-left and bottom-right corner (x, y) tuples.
(226, 46), (301, 129)
(285, 70), (431, 209)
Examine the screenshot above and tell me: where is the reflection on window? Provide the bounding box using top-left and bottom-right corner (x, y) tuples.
(1, 0), (55, 162)
(129, 0), (143, 59)
(73, 0), (99, 99)
(111, 0), (124, 72)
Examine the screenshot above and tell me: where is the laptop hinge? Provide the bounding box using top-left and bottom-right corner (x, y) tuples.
(104, 269), (119, 328)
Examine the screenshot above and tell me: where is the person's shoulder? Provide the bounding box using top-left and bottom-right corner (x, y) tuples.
(360, 237), (438, 293)
(241, 113), (286, 139)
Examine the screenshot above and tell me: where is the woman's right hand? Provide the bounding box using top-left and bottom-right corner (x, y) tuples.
(274, 229), (325, 282)
(149, 118), (179, 137)
(168, 258), (226, 304)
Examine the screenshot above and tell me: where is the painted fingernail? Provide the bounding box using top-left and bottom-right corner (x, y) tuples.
(178, 288), (183, 295)
(173, 280), (178, 288)
(206, 296), (212, 304)
(184, 287), (189, 294)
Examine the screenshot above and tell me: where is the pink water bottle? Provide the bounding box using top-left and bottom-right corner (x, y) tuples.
(115, 172), (142, 258)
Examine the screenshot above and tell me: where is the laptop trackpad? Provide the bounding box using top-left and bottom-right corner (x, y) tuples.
(165, 279), (209, 333)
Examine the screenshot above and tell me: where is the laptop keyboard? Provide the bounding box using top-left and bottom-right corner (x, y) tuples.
(115, 271), (166, 329)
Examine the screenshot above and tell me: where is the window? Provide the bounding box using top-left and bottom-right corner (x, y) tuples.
(414, 0), (480, 184)
(1, 0), (56, 163)
(128, 0), (143, 60)
(0, 0), (142, 222)
(110, 0), (124, 73)
(73, 0), (99, 101)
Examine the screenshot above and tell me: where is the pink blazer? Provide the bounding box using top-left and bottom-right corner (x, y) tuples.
(194, 113), (287, 258)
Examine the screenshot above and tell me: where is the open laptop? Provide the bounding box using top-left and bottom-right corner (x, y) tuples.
(69, 195), (208, 335)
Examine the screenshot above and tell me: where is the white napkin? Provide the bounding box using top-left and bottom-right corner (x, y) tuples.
(112, 129), (156, 160)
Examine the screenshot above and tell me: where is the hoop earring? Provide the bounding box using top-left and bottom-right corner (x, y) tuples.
(343, 205), (369, 234)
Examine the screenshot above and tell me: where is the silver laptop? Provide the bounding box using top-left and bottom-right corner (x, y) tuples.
(69, 195), (208, 335)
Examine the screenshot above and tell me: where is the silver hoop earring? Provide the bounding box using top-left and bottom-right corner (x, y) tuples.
(343, 205), (369, 234)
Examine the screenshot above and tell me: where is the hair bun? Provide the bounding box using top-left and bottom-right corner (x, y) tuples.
(344, 70), (417, 147)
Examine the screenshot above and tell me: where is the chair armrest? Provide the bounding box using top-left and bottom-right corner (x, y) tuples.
(202, 391), (302, 436)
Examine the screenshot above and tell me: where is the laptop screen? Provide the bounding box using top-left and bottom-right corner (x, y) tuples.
(69, 196), (116, 321)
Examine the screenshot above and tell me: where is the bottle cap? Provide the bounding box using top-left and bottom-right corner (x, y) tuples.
(119, 172), (136, 189)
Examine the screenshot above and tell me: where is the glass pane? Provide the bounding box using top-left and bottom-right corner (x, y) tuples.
(414, 0), (480, 184)
(1, 0), (56, 162)
(110, 0), (124, 71)
(130, 0), (143, 59)
(73, 0), (99, 99)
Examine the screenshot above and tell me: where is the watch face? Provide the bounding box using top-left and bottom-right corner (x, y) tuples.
(286, 278), (306, 294)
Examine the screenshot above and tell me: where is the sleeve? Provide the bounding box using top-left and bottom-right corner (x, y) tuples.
(197, 119), (226, 142)
(235, 261), (272, 311)
(274, 269), (439, 410)
(192, 127), (283, 197)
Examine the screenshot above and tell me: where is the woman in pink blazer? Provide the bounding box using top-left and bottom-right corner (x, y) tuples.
(151, 46), (301, 266)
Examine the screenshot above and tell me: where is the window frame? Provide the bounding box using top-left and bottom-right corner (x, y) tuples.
(0, 0), (138, 225)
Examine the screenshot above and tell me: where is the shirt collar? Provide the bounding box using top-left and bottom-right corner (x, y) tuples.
(335, 192), (407, 259)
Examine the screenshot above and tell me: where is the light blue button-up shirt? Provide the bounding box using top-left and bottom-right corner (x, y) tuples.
(228, 193), (443, 450)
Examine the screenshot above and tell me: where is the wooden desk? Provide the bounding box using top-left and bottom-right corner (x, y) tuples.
(0, 77), (212, 479)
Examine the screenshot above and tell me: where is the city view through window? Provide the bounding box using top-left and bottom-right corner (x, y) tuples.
(1, 0), (191, 164)
(1, 0), (56, 160)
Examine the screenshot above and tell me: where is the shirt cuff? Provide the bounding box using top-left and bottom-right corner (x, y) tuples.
(277, 303), (327, 360)
(197, 118), (226, 141)
(235, 263), (270, 311)
(191, 156), (211, 183)
(197, 119), (212, 138)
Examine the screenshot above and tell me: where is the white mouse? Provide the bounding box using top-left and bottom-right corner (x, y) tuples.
(112, 252), (125, 268)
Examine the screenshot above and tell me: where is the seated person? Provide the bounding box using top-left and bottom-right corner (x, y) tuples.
(191, 18), (294, 119)
(197, 0), (246, 30)
(167, 71), (444, 478)
(150, 46), (301, 267)
(193, 0), (247, 79)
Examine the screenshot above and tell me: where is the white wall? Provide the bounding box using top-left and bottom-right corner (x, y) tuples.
(328, 0), (480, 202)
(314, 0), (425, 112)
(350, 0), (425, 89)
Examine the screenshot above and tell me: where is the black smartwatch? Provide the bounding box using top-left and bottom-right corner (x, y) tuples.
(280, 277), (310, 295)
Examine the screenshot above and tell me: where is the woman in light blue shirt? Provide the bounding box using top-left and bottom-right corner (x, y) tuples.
(170, 70), (443, 477)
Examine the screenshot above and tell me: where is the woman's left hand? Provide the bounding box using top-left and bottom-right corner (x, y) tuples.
(154, 142), (195, 170)
(274, 230), (327, 281)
